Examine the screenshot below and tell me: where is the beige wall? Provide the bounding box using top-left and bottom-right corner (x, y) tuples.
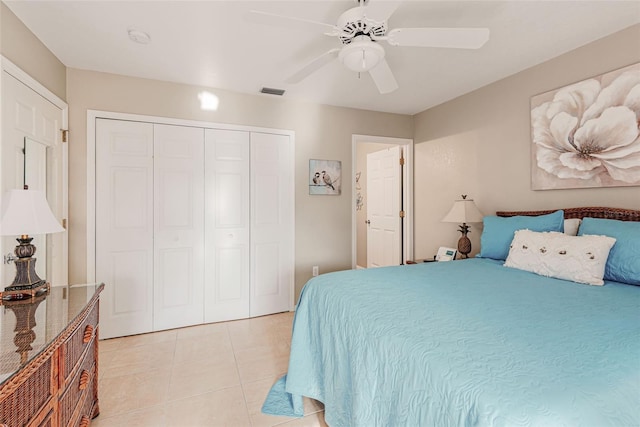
(66, 68), (413, 299)
(412, 24), (640, 261)
(0, 2), (66, 100)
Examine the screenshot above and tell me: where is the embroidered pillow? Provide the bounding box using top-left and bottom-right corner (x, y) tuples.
(504, 230), (616, 286)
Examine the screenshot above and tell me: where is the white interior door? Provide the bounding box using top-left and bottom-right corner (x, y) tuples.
(204, 129), (250, 323)
(250, 132), (294, 317)
(153, 124), (205, 331)
(367, 146), (401, 268)
(96, 119), (154, 339)
(1, 71), (66, 286)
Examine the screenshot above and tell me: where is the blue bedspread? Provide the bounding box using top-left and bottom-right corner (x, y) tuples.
(263, 259), (640, 426)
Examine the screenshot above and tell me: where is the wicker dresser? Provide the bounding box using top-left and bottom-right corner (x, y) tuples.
(0, 283), (104, 427)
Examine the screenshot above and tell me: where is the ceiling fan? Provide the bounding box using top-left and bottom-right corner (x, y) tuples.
(249, 0), (490, 94)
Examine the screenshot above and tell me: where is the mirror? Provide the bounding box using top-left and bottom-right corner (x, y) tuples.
(24, 137), (50, 280)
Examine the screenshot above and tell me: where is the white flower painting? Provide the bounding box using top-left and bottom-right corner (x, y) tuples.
(531, 63), (640, 190)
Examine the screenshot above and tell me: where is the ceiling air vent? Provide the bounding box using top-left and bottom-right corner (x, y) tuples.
(260, 87), (285, 96)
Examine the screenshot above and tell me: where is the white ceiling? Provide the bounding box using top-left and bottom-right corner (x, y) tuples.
(5, 0), (640, 115)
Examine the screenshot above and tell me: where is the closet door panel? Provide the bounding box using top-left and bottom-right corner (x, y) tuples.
(153, 124), (205, 330)
(204, 129), (250, 323)
(96, 119), (154, 339)
(250, 132), (294, 317)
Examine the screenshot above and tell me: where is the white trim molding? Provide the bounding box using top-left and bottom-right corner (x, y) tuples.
(1, 56), (67, 110)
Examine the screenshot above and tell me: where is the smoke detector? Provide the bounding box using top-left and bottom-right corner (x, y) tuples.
(128, 28), (151, 44)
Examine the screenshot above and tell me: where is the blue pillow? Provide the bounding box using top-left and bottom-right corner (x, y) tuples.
(478, 210), (564, 260)
(578, 217), (640, 285)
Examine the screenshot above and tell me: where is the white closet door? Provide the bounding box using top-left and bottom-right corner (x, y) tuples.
(204, 129), (250, 322)
(250, 132), (294, 317)
(96, 119), (154, 339)
(153, 124), (205, 330)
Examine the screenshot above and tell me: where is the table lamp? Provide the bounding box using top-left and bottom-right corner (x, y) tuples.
(442, 195), (484, 259)
(1, 186), (64, 299)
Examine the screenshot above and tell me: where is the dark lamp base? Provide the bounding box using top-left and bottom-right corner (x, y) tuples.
(3, 237), (49, 300)
(1, 282), (49, 301)
(457, 235), (472, 259)
(8, 256), (45, 288)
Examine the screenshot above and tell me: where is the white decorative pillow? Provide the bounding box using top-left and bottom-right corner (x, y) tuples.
(504, 230), (616, 286)
(564, 218), (582, 236)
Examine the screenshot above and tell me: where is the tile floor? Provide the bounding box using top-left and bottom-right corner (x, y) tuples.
(93, 312), (327, 427)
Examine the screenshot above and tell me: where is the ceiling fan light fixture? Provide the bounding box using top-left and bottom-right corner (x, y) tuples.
(338, 36), (384, 72)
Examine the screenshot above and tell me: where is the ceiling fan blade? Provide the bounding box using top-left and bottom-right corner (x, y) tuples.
(362, 0), (401, 24)
(369, 58), (398, 94)
(286, 49), (340, 84)
(387, 27), (490, 49)
(247, 10), (344, 36)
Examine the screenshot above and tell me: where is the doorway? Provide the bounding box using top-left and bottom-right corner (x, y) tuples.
(352, 135), (413, 269)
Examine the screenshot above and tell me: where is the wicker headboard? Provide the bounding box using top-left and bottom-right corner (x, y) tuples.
(496, 207), (640, 222)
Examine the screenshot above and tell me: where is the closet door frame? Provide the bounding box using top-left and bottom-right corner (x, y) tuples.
(87, 110), (295, 310)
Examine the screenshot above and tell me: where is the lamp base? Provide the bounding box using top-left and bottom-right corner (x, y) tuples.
(7, 255), (45, 288)
(457, 235), (472, 259)
(1, 281), (49, 301)
(3, 239), (49, 300)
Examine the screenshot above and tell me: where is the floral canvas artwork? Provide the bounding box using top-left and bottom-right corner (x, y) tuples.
(530, 63), (640, 190)
(309, 159), (341, 195)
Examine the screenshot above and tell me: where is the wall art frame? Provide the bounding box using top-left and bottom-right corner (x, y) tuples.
(530, 62), (640, 190)
(309, 159), (341, 195)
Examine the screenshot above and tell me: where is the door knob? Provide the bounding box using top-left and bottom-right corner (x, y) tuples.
(365, 220), (371, 225)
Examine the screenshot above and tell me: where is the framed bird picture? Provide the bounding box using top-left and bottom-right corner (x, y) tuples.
(309, 159), (341, 195)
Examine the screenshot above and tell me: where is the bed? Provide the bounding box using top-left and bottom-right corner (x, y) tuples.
(262, 207), (640, 427)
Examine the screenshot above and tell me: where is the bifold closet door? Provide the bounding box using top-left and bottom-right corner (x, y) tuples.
(96, 118), (292, 337)
(96, 119), (154, 339)
(250, 132), (294, 317)
(153, 124), (205, 330)
(204, 129), (250, 323)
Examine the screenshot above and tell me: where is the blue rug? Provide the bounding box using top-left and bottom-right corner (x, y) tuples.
(261, 375), (304, 418)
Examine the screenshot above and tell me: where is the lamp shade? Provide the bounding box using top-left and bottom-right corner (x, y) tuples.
(442, 197), (484, 223)
(0, 189), (64, 236)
